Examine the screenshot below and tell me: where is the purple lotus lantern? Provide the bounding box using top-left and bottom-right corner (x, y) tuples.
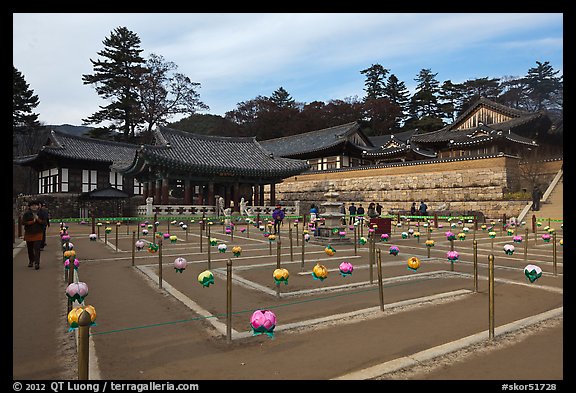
(65, 282), (89, 303)
(173, 257), (187, 273)
(339, 261), (354, 277)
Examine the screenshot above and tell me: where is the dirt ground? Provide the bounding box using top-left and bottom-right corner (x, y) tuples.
(12, 218), (565, 386)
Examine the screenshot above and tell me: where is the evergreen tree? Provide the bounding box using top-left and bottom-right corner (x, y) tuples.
(82, 26), (146, 140)
(13, 66), (40, 129)
(360, 64), (389, 100)
(408, 68), (444, 132)
(383, 74), (410, 129)
(269, 87), (296, 109)
(524, 61), (563, 111)
(438, 80), (463, 123)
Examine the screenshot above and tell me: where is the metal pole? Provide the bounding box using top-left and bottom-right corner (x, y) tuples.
(524, 228), (528, 261)
(207, 224), (211, 270)
(369, 234), (374, 284)
(115, 226), (119, 252)
(67, 265), (74, 315)
(473, 240), (478, 293)
(77, 310), (91, 380)
(158, 239), (163, 289)
(376, 249), (384, 311)
(295, 222), (299, 246)
(553, 231), (557, 276)
(450, 239), (454, 271)
(199, 221), (203, 253)
(301, 233), (305, 272)
(488, 254), (495, 340)
(276, 239), (281, 269)
(289, 226), (294, 261)
(131, 231), (136, 266)
(185, 226), (188, 241)
(226, 258), (232, 342)
(354, 223), (357, 256)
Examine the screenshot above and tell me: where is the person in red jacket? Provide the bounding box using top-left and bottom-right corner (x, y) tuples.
(22, 200), (46, 270)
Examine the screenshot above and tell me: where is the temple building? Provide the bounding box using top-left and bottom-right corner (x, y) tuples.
(123, 126), (309, 208)
(13, 127), (309, 217)
(409, 97), (548, 158)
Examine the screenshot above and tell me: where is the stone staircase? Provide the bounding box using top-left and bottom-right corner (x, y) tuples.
(521, 170), (563, 230)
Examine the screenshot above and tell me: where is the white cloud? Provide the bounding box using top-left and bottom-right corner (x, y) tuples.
(13, 12), (562, 125)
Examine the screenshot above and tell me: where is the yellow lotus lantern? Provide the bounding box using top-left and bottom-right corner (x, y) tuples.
(312, 262), (328, 281)
(67, 305), (97, 331)
(407, 256), (421, 272)
(273, 268), (290, 285)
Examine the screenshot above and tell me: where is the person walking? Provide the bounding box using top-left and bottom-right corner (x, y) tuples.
(348, 203), (357, 225)
(272, 205), (285, 234)
(22, 200), (46, 270)
(532, 185), (543, 211)
(39, 201), (50, 250)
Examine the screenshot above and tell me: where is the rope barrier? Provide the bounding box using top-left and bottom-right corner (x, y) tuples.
(88, 275), (439, 336)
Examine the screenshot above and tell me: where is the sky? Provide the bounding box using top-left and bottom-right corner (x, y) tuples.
(13, 13), (563, 127)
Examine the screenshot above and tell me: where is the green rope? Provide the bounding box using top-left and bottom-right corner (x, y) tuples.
(88, 274), (438, 337)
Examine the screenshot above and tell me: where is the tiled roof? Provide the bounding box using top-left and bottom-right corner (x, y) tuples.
(259, 121), (370, 157)
(13, 130), (139, 170)
(411, 97), (546, 147)
(127, 126), (309, 178)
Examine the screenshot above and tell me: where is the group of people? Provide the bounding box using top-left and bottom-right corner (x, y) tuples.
(21, 200), (50, 270)
(410, 201), (428, 216)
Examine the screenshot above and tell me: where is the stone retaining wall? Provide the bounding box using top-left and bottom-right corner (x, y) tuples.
(275, 155), (562, 220)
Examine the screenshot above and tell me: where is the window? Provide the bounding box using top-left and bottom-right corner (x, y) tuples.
(61, 168), (68, 192)
(110, 171), (123, 190)
(82, 170), (97, 192)
(38, 168), (59, 193)
(133, 178), (143, 195)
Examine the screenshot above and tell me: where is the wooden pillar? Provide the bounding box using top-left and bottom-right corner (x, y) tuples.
(269, 183), (276, 206)
(259, 184), (265, 206)
(143, 181), (149, 199)
(207, 181), (215, 206)
(184, 179), (192, 205)
(154, 179), (161, 204)
(161, 177), (169, 205)
(224, 184), (231, 209)
(149, 180), (155, 202)
(232, 182), (240, 213)
(253, 184), (260, 206)
(196, 184), (204, 205)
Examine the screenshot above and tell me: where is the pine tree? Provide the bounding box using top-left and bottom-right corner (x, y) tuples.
(360, 64), (389, 100)
(269, 87), (296, 109)
(13, 66), (40, 129)
(525, 61), (563, 111)
(383, 74), (410, 129)
(82, 26), (146, 140)
(408, 68), (444, 132)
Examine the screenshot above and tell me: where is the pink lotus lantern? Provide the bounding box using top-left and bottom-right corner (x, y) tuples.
(447, 251), (459, 262)
(541, 233), (551, 243)
(250, 309), (277, 338)
(89, 234), (97, 241)
(135, 240), (145, 251)
(163, 233), (170, 239)
(64, 258), (80, 270)
(389, 245), (400, 256)
(65, 282), (89, 303)
(381, 233), (389, 242)
(61, 234), (71, 242)
(173, 257), (187, 273)
(513, 235), (523, 243)
(445, 231), (456, 241)
(140, 223), (146, 228)
(339, 261), (354, 277)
